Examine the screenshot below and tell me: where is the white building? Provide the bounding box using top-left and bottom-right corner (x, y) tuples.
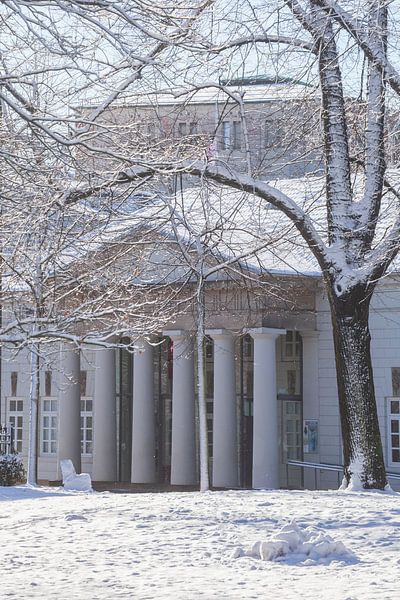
(2, 78), (400, 491)
(2, 184), (400, 491)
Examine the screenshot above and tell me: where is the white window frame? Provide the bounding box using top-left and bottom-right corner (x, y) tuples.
(8, 398), (24, 453)
(41, 398), (58, 455)
(81, 397), (93, 456)
(387, 397), (400, 468)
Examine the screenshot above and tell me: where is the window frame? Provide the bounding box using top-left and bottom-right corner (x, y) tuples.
(81, 396), (93, 456)
(41, 398), (58, 455)
(8, 398), (24, 453)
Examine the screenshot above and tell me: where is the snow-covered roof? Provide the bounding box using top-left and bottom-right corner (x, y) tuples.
(80, 81), (319, 110)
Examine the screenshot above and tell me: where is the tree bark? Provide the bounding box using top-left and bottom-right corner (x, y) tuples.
(327, 283), (387, 489)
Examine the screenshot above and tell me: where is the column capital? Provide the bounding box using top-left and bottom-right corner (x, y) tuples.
(206, 328), (233, 340)
(248, 327), (286, 340)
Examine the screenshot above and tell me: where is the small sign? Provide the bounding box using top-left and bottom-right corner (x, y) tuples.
(303, 420), (318, 453)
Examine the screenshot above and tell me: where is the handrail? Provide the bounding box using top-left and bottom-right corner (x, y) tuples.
(287, 459), (400, 482)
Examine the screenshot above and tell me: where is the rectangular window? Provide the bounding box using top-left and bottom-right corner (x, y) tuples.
(232, 121), (241, 150)
(189, 122), (198, 135)
(81, 398), (93, 455)
(287, 370), (297, 395)
(221, 121), (231, 150)
(42, 399), (58, 455)
(8, 399), (24, 453)
(221, 121), (241, 150)
(388, 398), (400, 465)
(392, 368), (400, 396)
(11, 372), (18, 397)
(243, 335), (253, 359)
(80, 371), (87, 397)
(45, 371), (52, 397)
(178, 122), (187, 136)
(285, 331), (301, 360)
(283, 400), (302, 460)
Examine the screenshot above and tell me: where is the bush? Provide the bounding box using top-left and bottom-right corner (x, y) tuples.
(0, 454), (26, 486)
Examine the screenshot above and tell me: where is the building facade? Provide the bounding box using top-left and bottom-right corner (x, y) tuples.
(2, 274), (400, 491)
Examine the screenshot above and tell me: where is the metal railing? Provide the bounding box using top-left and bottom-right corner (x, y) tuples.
(0, 425), (15, 455)
(287, 459), (400, 489)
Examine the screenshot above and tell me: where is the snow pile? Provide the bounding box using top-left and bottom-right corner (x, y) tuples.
(236, 520), (355, 564)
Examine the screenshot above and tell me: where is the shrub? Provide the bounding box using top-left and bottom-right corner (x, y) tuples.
(0, 454), (26, 486)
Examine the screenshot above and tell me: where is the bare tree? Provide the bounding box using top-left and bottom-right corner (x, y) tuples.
(4, 0), (400, 490)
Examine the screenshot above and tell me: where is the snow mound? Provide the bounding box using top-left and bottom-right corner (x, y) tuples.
(64, 513), (88, 522)
(236, 520), (355, 564)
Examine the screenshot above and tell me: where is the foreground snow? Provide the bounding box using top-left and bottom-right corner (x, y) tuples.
(0, 487), (399, 599)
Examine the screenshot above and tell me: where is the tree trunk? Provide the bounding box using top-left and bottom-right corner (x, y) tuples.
(328, 284), (387, 489)
(27, 345), (40, 486)
(196, 282), (210, 492)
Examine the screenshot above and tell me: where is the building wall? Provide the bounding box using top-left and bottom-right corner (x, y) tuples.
(315, 277), (400, 491)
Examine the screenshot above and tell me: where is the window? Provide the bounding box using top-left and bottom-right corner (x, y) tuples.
(189, 122), (198, 135)
(81, 398), (93, 455)
(11, 372), (18, 397)
(232, 121), (241, 150)
(287, 370), (297, 395)
(80, 370), (87, 397)
(284, 331), (301, 359)
(283, 400), (302, 460)
(45, 371), (52, 397)
(8, 399), (23, 453)
(178, 122), (187, 137)
(392, 368), (400, 396)
(388, 398), (400, 465)
(42, 399), (58, 454)
(243, 336), (253, 359)
(221, 121), (241, 150)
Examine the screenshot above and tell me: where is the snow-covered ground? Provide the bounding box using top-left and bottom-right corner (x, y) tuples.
(0, 486), (399, 600)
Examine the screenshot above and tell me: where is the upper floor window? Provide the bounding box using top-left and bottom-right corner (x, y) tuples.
(392, 367), (400, 396)
(45, 371), (52, 397)
(178, 121), (198, 138)
(221, 121), (241, 150)
(178, 122), (187, 137)
(11, 372), (18, 397)
(80, 370), (87, 397)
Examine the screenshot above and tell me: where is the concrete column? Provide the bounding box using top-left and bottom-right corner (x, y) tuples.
(92, 347), (117, 482)
(302, 331), (320, 489)
(207, 329), (238, 488)
(131, 338), (156, 483)
(249, 328), (285, 489)
(58, 344), (81, 474)
(164, 330), (196, 485)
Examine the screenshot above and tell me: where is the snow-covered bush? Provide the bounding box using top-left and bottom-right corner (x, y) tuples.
(0, 454), (26, 486)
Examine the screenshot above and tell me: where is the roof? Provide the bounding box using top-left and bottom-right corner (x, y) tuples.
(80, 80), (319, 110)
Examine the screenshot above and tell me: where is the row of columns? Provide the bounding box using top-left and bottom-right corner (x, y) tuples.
(58, 326), (289, 488)
(57, 344), (117, 482)
(130, 327), (284, 489)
